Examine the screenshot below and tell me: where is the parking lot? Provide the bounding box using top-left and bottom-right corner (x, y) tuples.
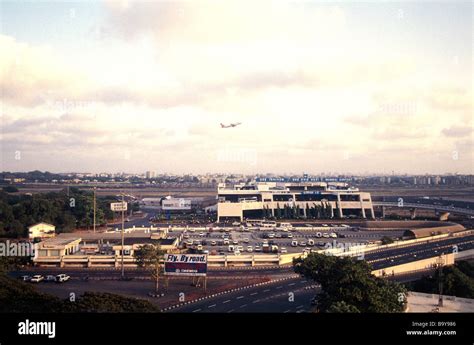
(176, 224), (406, 255)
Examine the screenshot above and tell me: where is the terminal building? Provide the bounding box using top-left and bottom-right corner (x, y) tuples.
(217, 179), (375, 222)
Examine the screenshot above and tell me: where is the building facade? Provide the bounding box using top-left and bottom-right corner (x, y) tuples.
(217, 181), (375, 221)
(28, 222), (56, 240)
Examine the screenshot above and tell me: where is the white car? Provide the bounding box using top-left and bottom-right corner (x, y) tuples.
(291, 240), (298, 247)
(322, 233), (330, 238)
(223, 239), (230, 245)
(268, 233), (275, 238)
(316, 232), (322, 238)
(199, 232), (205, 237)
(330, 233), (337, 238)
(30, 275), (44, 283)
(237, 246), (244, 251)
(287, 233), (293, 238)
(247, 246), (253, 252)
(280, 247), (288, 253)
(19, 275), (31, 282)
(211, 240), (217, 246)
(183, 234), (190, 239)
(243, 238), (250, 243)
(234, 250), (241, 255)
(233, 240), (238, 245)
(56, 274), (70, 283)
(299, 241), (307, 247)
(254, 246), (262, 252)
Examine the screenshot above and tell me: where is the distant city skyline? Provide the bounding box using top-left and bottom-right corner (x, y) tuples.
(1, 1), (472, 174)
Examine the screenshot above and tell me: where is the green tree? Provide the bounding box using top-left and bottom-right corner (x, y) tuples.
(134, 244), (166, 294)
(381, 236), (394, 245)
(3, 186), (19, 193)
(294, 253), (407, 313)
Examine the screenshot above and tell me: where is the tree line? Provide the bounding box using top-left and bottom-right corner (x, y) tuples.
(262, 202), (337, 219)
(0, 187), (120, 238)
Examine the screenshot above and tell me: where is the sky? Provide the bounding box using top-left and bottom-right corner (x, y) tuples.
(0, 0), (472, 175)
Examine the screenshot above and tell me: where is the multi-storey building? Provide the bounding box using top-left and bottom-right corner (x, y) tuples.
(217, 180), (374, 221)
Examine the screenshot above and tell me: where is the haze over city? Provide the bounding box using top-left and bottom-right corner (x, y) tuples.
(1, 1), (472, 174)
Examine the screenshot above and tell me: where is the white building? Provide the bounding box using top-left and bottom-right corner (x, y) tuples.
(217, 180), (375, 221)
(145, 171), (156, 179)
(28, 222), (56, 240)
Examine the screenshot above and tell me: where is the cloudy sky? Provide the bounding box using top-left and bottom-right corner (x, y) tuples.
(0, 0), (472, 175)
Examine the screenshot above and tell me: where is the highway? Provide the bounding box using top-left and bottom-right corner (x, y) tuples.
(373, 201), (474, 216)
(365, 234), (474, 270)
(169, 277), (317, 313)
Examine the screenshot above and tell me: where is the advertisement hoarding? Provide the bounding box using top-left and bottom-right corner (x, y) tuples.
(164, 254), (207, 277)
(110, 202), (128, 211)
(162, 198), (192, 210)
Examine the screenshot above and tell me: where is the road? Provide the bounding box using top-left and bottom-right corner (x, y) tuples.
(365, 234), (474, 270)
(169, 276), (317, 313)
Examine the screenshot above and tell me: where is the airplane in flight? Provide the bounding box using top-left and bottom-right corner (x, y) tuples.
(220, 122), (242, 128)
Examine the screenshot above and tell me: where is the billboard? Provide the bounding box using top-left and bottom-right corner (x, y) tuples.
(162, 198), (192, 210)
(164, 254), (207, 277)
(110, 202), (127, 211)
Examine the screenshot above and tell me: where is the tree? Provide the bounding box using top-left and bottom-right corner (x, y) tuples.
(276, 203), (281, 219)
(381, 236), (394, 245)
(3, 186), (19, 193)
(134, 244), (166, 294)
(294, 253), (407, 313)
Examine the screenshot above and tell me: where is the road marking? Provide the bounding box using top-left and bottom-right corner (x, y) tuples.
(227, 309), (234, 313)
(301, 280), (307, 283)
(263, 289), (270, 292)
(239, 304), (248, 308)
(192, 309), (201, 312)
(296, 305), (304, 309)
(252, 299), (260, 304)
(250, 292), (258, 296)
(236, 296), (244, 299)
(296, 309), (305, 313)
(288, 283), (296, 286)
(284, 309), (291, 313)
(208, 304), (216, 308)
(223, 300), (231, 304)
(276, 286), (283, 289)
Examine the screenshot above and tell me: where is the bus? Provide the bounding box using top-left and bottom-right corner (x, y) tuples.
(245, 219), (276, 228)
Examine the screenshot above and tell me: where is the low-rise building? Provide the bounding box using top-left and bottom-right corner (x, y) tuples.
(28, 222), (56, 240)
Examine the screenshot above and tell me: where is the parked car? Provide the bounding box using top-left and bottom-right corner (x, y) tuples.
(254, 246), (262, 252)
(287, 233), (293, 238)
(247, 246), (253, 252)
(316, 232), (322, 238)
(30, 275), (44, 283)
(45, 275), (56, 282)
(291, 240), (298, 247)
(330, 233), (337, 238)
(322, 233), (330, 238)
(19, 275), (31, 282)
(243, 238), (249, 243)
(280, 247), (288, 253)
(55, 274), (70, 283)
(299, 241), (307, 247)
(211, 240), (217, 246)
